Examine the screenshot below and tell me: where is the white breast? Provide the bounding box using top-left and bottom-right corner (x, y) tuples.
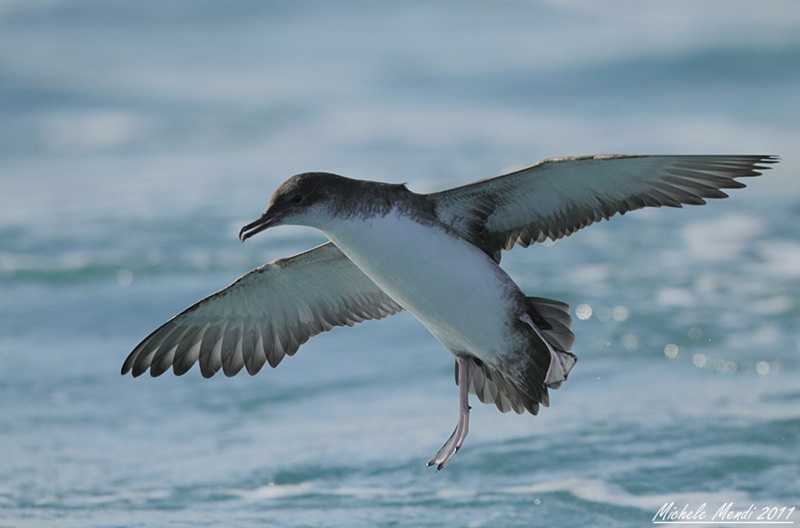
(325, 208), (518, 360)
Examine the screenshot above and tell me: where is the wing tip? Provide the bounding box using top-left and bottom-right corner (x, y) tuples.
(748, 154), (780, 172)
(200, 365), (217, 378)
(121, 352), (137, 376)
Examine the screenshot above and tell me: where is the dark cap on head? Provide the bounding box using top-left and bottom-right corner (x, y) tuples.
(239, 172), (413, 241)
(239, 172), (351, 241)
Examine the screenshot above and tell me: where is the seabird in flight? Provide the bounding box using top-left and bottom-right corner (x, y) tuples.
(122, 154), (778, 469)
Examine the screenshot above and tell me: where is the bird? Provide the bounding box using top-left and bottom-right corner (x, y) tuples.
(122, 154), (779, 469)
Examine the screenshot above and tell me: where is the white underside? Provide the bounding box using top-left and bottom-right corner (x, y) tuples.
(325, 208), (518, 362)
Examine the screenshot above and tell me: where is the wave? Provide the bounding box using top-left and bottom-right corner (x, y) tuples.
(501, 478), (750, 511)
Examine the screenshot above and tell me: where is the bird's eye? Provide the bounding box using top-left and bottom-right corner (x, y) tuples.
(291, 195), (303, 205)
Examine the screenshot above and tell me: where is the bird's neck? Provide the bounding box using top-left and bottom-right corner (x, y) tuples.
(325, 180), (408, 220)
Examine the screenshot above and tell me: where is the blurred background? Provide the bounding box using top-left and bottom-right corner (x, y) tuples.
(1, 1), (798, 526)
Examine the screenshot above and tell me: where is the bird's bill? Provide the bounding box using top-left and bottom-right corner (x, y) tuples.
(239, 210), (282, 241)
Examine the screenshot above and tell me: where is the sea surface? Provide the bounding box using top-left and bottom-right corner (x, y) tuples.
(1, 2), (799, 527)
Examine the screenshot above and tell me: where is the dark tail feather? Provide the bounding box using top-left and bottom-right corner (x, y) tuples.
(454, 295), (578, 416)
(524, 296), (577, 389)
(455, 357), (541, 415)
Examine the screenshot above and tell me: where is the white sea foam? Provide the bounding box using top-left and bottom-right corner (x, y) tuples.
(749, 295), (794, 315)
(758, 240), (800, 278)
(501, 478), (751, 512)
(682, 214), (765, 262)
(231, 482), (315, 500)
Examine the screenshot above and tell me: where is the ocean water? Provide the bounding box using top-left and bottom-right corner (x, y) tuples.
(1, 2), (799, 526)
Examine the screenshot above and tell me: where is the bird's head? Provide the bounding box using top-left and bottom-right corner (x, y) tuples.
(238, 172), (348, 241)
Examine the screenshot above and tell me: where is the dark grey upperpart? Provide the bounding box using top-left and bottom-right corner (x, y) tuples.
(262, 171), (501, 260)
(268, 155), (779, 265)
(271, 171), (436, 220)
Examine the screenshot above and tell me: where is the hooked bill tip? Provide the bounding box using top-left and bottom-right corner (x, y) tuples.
(238, 213), (274, 242)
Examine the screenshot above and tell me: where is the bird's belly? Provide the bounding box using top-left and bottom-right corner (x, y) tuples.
(327, 210), (518, 359)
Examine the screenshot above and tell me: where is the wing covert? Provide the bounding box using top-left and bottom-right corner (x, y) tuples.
(431, 154), (778, 255)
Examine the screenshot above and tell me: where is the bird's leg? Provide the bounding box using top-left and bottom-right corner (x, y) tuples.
(427, 356), (471, 470)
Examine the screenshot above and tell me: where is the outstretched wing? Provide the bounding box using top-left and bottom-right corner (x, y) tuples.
(122, 242), (403, 378)
(430, 155), (778, 256)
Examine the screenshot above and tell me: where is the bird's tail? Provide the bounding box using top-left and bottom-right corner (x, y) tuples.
(523, 296), (576, 389)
